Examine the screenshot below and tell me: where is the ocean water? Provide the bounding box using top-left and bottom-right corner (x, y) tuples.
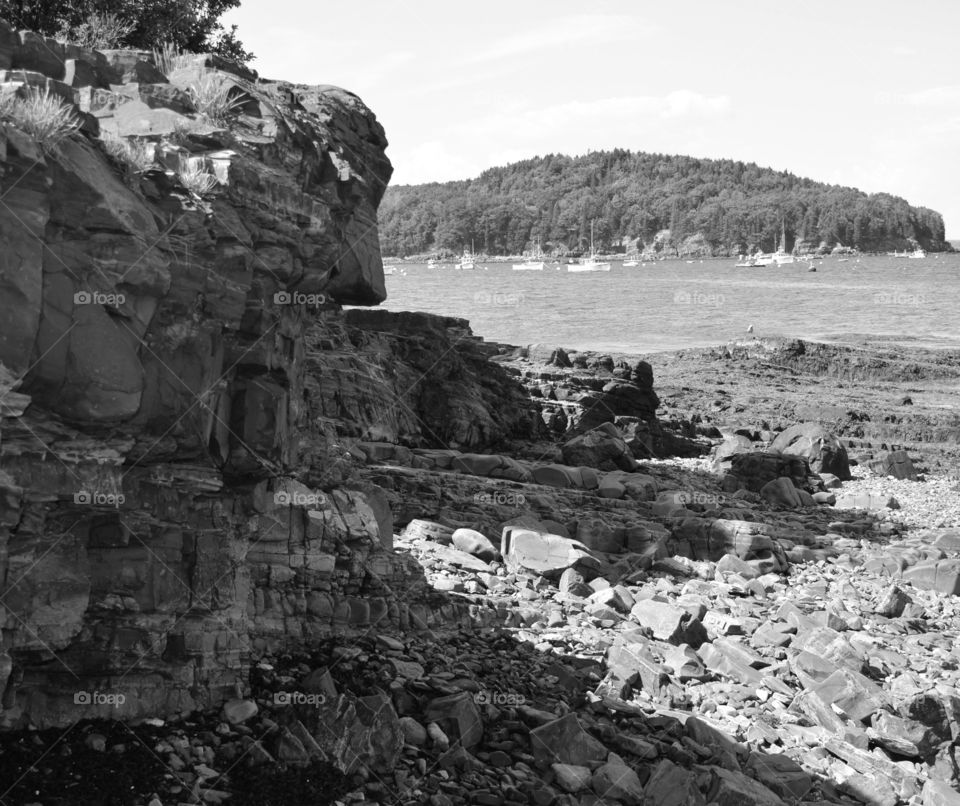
(375, 254), (960, 353)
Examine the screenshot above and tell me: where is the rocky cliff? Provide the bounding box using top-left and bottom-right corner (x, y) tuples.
(0, 21), (541, 729)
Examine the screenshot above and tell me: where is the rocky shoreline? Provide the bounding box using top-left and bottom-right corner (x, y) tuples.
(2, 20), (960, 806)
(4, 327), (960, 806)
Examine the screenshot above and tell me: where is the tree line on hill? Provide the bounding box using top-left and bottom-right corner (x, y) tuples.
(377, 149), (948, 257)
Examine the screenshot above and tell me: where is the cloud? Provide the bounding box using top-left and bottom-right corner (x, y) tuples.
(390, 91), (732, 184)
(392, 140), (484, 186)
(466, 13), (654, 63)
(877, 86), (960, 107)
(451, 92), (731, 140)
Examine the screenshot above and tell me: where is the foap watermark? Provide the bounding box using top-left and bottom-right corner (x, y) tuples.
(74, 690), (126, 707)
(274, 691), (326, 707)
(73, 490), (125, 508)
(474, 690), (526, 706)
(473, 291), (524, 306)
(273, 291), (328, 306)
(666, 491), (724, 507)
(274, 490), (323, 507)
(674, 290), (725, 307)
(74, 290), (125, 307)
(474, 490), (526, 506)
(873, 290), (927, 306)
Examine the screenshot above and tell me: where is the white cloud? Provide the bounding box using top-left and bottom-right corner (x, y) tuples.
(392, 140), (484, 185)
(466, 14), (654, 63)
(877, 86), (960, 107)
(389, 91), (732, 185)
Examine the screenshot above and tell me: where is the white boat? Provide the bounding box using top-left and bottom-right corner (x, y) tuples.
(456, 241), (479, 270)
(456, 251), (477, 270)
(567, 222), (610, 272)
(908, 248), (926, 259)
(427, 258), (440, 268)
(736, 252), (774, 267)
(772, 222), (794, 265)
(622, 259), (640, 267)
(513, 238), (546, 270)
(384, 266), (397, 275)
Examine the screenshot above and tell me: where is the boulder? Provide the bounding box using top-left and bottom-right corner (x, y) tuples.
(501, 527), (599, 576)
(576, 518), (624, 553)
(867, 449), (918, 480)
(531, 463), (577, 488)
(728, 451), (814, 493)
(313, 692), (403, 775)
(903, 560), (960, 595)
(923, 780), (960, 806)
(591, 755), (645, 803)
(529, 713), (606, 767)
(706, 766), (786, 806)
(643, 759), (707, 806)
(770, 422), (851, 479)
(422, 692), (483, 750)
(745, 752), (813, 801)
(451, 453), (503, 476)
(711, 433), (754, 470)
(760, 476), (804, 507)
(561, 423), (636, 471)
(451, 528), (498, 561)
(629, 599), (707, 647)
(551, 763), (592, 793)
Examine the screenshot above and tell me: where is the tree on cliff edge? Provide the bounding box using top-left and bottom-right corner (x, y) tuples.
(0, 0), (253, 65)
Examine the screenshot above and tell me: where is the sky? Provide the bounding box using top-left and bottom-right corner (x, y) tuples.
(222, 0), (960, 238)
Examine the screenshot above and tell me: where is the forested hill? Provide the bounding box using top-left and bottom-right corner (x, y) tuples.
(377, 150), (948, 257)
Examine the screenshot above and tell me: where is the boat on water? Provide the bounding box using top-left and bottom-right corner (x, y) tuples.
(622, 259), (640, 267)
(908, 248), (927, 259)
(568, 223), (611, 272)
(427, 258), (440, 269)
(456, 251), (477, 270)
(513, 237), (546, 270)
(736, 252), (775, 267)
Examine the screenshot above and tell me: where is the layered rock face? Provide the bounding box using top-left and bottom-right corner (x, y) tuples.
(0, 24), (537, 729)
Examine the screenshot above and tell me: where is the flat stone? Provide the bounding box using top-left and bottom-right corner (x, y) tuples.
(745, 751), (813, 801)
(551, 763), (592, 793)
(903, 560), (960, 596)
(501, 527), (598, 576)
(222, 698), (258, 725)
(591, 756), (645, 803)
(529, 713), (606, 767)
(629, 599), (707, 647)
(923, 780), (960, 806)
(705, 766), (786, 806)
(643, 759), (707, 806)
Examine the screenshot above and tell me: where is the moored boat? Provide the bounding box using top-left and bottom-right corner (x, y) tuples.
(513, 238), (546, 270)
(567, 223), (610, 272)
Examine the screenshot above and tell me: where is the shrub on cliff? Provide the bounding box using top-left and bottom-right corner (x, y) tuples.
(0, 0), (254, 65)
(0, 85), (80, 151)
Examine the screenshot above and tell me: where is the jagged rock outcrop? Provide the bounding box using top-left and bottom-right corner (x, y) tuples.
(0, 22), (537, 729)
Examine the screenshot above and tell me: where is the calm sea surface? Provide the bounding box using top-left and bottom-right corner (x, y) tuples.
(374, 254), (960, 353)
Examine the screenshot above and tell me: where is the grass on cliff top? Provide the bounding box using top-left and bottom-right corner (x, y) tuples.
(101, 135), (157, 174)
(0, 86), (81, 152)
(188, 73), (247, 124)
(152, 42), (195, 78)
